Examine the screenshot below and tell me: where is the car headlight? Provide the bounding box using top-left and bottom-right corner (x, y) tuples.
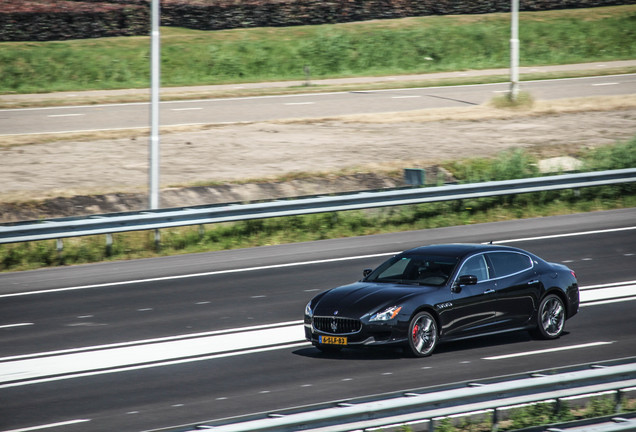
(370, 306), (402, 321)
(305, 301), (313, 317)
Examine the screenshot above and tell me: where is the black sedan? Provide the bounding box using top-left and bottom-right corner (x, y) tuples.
(304, 244), (579, 357)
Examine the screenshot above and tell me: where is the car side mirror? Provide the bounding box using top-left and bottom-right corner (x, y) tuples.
(458, 274), (478, 285)
(452, 274), (478, 293)
(363, 268), (373, 278)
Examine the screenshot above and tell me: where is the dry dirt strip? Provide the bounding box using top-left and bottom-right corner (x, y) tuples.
(0, 95), (635, 221)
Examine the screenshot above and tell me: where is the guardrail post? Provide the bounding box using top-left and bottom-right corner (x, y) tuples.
(428, 417), (435, 432)
(56, 238), (64, 264)
(154, 229), (161, 251)
(199, 224), (205, 239)
(615, 389), (623, 413)
(106, 234), (113, 257)
(492, 408), (499, 432)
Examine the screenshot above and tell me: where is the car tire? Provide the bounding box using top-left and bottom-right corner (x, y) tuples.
(531, 294), (565, 339)
(407, 311), (438, 357)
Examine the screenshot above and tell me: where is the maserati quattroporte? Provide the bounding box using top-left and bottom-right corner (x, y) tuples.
(304, 244), (579, 357)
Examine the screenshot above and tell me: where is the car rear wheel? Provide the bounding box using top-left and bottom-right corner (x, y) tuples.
(407, 311), (438, 357)
(531, 294), (565, 339)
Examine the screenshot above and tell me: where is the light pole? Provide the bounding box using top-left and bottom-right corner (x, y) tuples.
(510, 0), (520, 101)
(149, 0), (160, 210)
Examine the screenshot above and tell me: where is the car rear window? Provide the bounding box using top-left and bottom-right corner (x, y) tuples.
(487, 252), (533, 278)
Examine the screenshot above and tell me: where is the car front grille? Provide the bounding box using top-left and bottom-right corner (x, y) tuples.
(313, 316), (361, 335)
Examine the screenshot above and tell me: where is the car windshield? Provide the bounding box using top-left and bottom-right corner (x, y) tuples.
(366, 254), (459, 286)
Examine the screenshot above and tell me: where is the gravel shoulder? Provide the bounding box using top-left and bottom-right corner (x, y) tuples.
(1, 92), (635, 223)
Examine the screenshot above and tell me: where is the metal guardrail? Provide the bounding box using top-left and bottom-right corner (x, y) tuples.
(167, 361), (636, 432)
(1, 168), (635, 244)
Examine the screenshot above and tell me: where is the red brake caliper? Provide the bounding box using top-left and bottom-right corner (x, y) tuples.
(412, 324), (419, 341)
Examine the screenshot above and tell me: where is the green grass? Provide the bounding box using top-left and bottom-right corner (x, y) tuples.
(396, 394), (636, 432)
(1, 5), (635, 94)
(1, 137), (635, 272)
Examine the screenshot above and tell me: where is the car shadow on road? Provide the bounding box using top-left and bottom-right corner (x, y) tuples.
(293, 331), (571, 360)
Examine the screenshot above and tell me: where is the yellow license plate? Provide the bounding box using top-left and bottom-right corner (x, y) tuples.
(320, 335), (347, 345)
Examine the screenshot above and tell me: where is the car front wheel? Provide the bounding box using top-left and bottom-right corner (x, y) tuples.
(531, 294), (565, 339)
(407, 311), (438, 357)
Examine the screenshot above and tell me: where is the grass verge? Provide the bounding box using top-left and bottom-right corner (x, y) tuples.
(1, 66), (636, 110)
(402, 394), (636, 432)
(1, 5), (635, 95)
(1, 137), (634, 272)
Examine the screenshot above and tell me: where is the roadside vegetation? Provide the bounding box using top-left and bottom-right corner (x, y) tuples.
(1, 5), (635, 94)
(397, 393), (636, 432)
(1, 136), (634, 272)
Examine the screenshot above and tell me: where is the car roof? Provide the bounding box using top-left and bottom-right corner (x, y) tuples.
(402, 243), (525, 259)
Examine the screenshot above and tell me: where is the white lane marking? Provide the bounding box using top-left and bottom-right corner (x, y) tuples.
(0, 252), (397, 299)
(1, 73), (633, 136)
(580, 281), (636, 306)
(583, 296), (636, 306)
(0, 341), (309, 389)
(46, 113), (84, 118)
(4, 73), (635, 114)
(592, 82), (619, 86)
(581, 283), (636, 301)
(1, 226), (634, 300)
(581, 280), (636, 290)
(171, 107), (203, 111)
(0, 419), (91, 432)
(488, 226), (636, 244)
(0, 280), (631, 388)
(3, 223), (636, 299)
(2, 320), (303, 362)
(581, 280), (636, 304)
(482, 342), (613, 360)
(0, 323), (33, 329)
(284, 102), (315, 105)
(0, 324), (306, 388)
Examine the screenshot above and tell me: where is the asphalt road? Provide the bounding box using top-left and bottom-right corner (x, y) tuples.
(1, 74), (635, 136)
(0, 208), (635, 432)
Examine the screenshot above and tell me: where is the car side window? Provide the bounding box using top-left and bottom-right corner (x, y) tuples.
(487, 252), (533, 278)
(458, 254), (489, 282)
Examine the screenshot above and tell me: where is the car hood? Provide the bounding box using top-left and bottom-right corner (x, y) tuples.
(312, 281), (436, 318)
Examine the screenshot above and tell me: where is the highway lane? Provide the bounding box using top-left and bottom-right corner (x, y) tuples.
(1, 209), (635, 355)
(1, 74), (635, 136)
(0, 210), (635, 432)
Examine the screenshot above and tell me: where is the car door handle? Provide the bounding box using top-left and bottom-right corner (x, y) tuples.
(528, 280), (540, 285)
(483, 289), (496, 294)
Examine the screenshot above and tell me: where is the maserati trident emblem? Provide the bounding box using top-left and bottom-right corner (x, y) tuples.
(331, 317), (338, 332)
